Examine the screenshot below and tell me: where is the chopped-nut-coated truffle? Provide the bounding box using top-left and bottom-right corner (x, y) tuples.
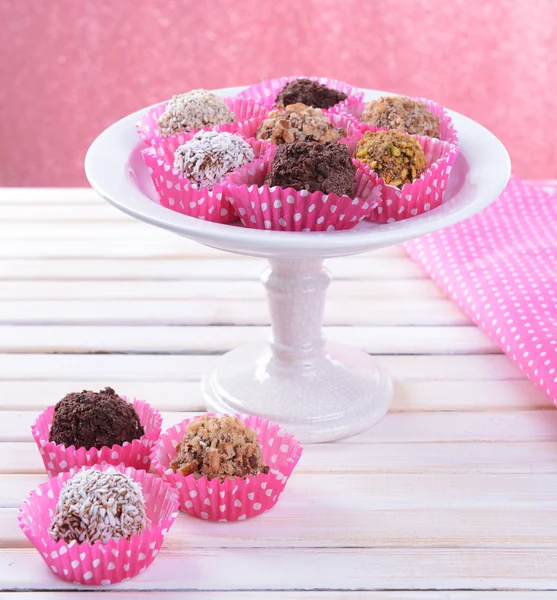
(171, 415), (269, 481)
(276, 79), (347, 110)
(265, 141), (356, 197)
(256, 103), (345, 145)
(49, 387), (145, 450)
(360, 96), (440, 138)
(354, 130), (427, 188)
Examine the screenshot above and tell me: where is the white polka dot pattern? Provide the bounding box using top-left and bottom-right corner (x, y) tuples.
(142, 135), (269, 224)
(17, 465), (179, 586)
(405, 178), (557, 405)
(228, 156), (379, 232)
(236, 76), (364, 117)
(136, 96), (269, 145)
(150, 414), (303, 521)
(31, 398), (162, 477)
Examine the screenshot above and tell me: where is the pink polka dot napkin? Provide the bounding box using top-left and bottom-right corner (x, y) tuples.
(405, 177), (557, 405)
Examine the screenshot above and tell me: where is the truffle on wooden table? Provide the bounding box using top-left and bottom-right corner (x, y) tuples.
(49, 387), (145, 450)
(49, 467), (147, 544)
(171, 415), (269, 481)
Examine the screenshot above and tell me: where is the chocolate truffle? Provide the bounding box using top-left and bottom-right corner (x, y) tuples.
(256, 103), (346, 145)
(276, 78), (347, 109)
(264, 141), (356, 197)
(157, 89), (236, 137)
(49, 467), (147, 544)
(173, 131), (255, 189)
(354, 130), (427, 188)
(171, 415), (269, 481)
(361, 96), (440, 138)
(49, 387), (145, 450)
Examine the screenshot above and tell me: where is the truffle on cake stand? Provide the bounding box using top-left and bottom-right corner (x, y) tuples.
(85, 86), (510, 443)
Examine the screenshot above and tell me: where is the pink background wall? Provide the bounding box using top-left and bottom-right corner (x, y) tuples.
(1, 0), (556, 186)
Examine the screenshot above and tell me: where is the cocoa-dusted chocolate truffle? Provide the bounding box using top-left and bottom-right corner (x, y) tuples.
(173, 131), (255, 189)
(361, 96), (440, 138)
(354, 130), (427, 188)
(264, 141), (356, 197)
(157, 89), (236, 137)
(171, 415), (269, 482)
(256, 103), (346, 145)
(49, 467), (147, 544)
(49, 387), (145, 450)
(276, 78), (347, 110)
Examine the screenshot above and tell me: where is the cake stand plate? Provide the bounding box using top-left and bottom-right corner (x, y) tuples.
(85, 85), (511, 443)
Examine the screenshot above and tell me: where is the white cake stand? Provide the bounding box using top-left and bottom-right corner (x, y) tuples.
(85, 86), (511, 443)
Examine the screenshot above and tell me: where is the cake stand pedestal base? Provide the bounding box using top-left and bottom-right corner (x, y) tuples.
(202, 258), (393, 443)
(202, 342), (392, 444)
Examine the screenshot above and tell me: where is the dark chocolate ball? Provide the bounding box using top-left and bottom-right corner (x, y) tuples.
(264, 141), (356, 197)
(275, 78), (347, 110)
(49, 387), (145, 450)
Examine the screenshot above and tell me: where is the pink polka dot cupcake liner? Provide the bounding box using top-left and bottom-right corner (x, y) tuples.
(18, 464), (179, 586)
(354, 96), (458, 145)
(150, 414), (303, 522)
(227, 153), (381, 232)
(361, 134), (460, 223)
(142, 135), (269, 224)
(233, 109), (364, 155)
(32, 398), (163, 477)
(136, 96), (269, 145)
(236, 75), (364, 116)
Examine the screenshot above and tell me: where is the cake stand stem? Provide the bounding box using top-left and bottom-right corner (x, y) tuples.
(262, 258), (330, 364)
(202, 256), (393, 443)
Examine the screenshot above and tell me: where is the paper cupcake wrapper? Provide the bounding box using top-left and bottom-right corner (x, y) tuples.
(151, 414), (303, 521)
(143, 135), (269, 224)
(32, 398), (163, 477)
(360, 134), (460, 223)
(136, 96), (270, 145)
(233, 109), (364, 155)
(18, 464), (179, 586)
(236, 76), (364, 116)
(227, 152), (381, 232)
(355, 96), (458, 145)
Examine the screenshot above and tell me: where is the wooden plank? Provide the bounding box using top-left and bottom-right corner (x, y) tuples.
(5, 504), (557, 549)
(0, 299), (470, 326)
(0, 380), (545, 413)
(6, 471), (557, 511)
(0, 326), (495, 355)
(0, 257), (427, 281)
(0, 188), (102, 204)
(1, 547), (557, 590)
(0, 240), (410, 260)
(3, 441), (557, 476)
(0, 278), (445, 300)
(3, 410), (556, 444)
(3, 593), (555, 600)
(0, 354), (524, 382)
(0, 203), (130, 221)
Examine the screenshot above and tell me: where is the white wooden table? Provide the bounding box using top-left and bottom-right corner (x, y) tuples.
(1, 188), (556, 598)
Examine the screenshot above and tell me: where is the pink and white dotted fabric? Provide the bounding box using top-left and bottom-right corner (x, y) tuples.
(405, 177), (557, 405)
